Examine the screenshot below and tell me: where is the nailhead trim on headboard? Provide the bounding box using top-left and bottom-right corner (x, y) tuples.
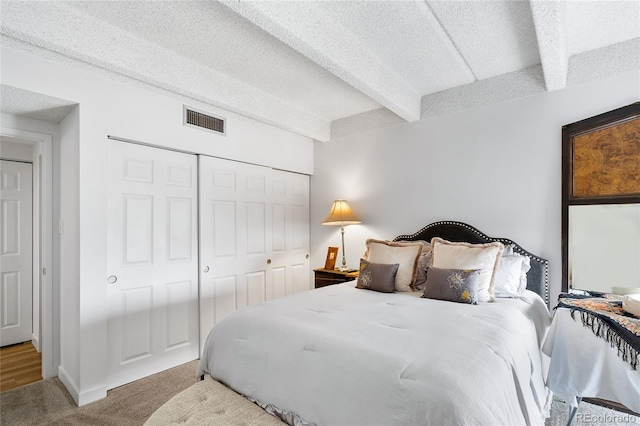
(394, 221), (549, 304)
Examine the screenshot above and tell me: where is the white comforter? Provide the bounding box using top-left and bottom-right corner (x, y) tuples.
(198, 282), (551, 426)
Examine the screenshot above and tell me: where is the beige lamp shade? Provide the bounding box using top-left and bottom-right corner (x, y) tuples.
(321, 200), (361, 271)
(321, 200), (361, 225)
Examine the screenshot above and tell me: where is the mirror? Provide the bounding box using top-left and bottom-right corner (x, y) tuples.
(562, 102), (640, 294)
(568, 204), (640, 293)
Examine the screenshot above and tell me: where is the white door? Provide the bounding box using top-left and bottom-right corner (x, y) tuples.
(199, 156), (270, 349)
(0, 160), (33, 347)
(107, 141), (198, 389)
(199, 156), (310, 350)
(270, 169), (310, 297)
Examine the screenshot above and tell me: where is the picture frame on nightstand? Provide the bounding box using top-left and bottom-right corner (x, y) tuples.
(324, 246), (339, 270)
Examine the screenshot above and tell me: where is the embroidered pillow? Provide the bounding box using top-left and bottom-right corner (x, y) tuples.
(355, 259), (399, 293)
(494, 253), (531, 298)
(364, 239), (423, 292)
(422, 267), (480, 304)
(431, 237), (504, 302)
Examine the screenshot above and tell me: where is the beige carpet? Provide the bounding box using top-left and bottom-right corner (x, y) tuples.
(0, 360), (200, 426)
(545, 397), (640, 426)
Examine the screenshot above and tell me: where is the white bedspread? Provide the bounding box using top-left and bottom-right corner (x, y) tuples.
(198, 282), (551, 426)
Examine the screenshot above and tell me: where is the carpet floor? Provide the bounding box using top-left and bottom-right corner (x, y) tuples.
(546, 398), (639, 426)
(0, 360), (199, 425)
(1, 360), (638, 425)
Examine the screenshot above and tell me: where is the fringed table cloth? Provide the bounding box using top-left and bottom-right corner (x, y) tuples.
(543, 293), (640, 415)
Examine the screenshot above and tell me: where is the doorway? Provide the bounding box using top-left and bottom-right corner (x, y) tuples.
(0, 159), (33, 347)
(0, 129), (55, 387)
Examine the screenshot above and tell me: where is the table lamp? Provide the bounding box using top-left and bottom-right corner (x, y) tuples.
(322, 199), (361, 271)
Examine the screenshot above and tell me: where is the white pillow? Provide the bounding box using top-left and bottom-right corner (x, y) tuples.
(502, 244), (515, 255)
(431, 237), (504, 302)
(494, 254), (531, 298)
(365, 239), (423, 292)
(622, 294), (640, 317)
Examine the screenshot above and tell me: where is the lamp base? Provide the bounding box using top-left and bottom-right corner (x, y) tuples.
(338, 266), (358, 272)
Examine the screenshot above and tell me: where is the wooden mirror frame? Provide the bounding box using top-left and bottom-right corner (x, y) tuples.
(561, 102), (640, 293)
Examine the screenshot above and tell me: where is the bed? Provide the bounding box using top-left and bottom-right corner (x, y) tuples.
(197, 221), (552, 425)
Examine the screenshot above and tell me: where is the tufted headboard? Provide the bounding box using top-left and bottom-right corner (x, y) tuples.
(393, 221), (549, 305)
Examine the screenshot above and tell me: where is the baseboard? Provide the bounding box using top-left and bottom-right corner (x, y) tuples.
(57, 366), (108, 406)
(77, 384), (108, 406)
(31, 334), (40, 353)
(57, 366), (80, 405)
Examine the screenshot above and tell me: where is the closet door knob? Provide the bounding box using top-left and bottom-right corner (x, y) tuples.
(107, 275), (118, 284)
(267, 259), (272, 264)
(203, 266), (210, 273)
(305, 254), (309, 259)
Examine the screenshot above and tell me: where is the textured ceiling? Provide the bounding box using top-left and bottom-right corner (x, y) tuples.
(1, 1), (638, 141)
(1, 85), (77, 123)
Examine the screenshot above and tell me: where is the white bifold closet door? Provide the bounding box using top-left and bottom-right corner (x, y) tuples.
(106, 141), (199, 390)
(199, 156), (310, 351)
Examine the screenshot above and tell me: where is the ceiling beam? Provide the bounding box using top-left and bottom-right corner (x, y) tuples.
(529, 0), (568, 91)
(221, 0), (422, 123)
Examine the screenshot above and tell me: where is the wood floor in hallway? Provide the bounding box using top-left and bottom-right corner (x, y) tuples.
(0, 341), (42, 392)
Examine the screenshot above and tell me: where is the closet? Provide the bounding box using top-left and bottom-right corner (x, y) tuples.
(106, 141), (309, 388)
(198, 155), (310, 350)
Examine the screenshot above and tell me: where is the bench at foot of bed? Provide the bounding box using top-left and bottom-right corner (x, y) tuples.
(145, 375), (285, 426)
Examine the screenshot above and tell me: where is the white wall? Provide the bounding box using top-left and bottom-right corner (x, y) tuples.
(311, 71), (640, 307)
(1, 44), (314, 405)
(0, 139), (33, 161)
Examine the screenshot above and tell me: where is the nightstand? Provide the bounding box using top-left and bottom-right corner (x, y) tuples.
(313, 268), (359, 289)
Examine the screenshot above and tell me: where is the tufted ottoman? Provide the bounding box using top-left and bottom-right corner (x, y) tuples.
(145, 375), (286, 425)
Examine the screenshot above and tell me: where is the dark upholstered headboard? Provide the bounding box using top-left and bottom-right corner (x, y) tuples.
(393, 221), (549, 305)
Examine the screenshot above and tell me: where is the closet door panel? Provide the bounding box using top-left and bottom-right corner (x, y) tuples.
(199, 156), (270, 350)
(199, 157), (310, 353)
(107, 141), (198, 390)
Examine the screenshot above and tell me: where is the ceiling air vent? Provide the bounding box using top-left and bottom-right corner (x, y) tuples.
(183, 106), (225, 136)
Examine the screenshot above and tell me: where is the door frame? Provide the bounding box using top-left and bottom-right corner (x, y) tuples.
(0, 127), (55, 379)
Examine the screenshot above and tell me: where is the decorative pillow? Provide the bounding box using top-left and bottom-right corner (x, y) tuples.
(430, 237), (504, 302)
(502, 244), (515, 256)
(364, 239), (423, 292)
(396, 239), (431, 253)
(494, 253), (531, 298)
(622, 294), (640, 317)
(395, 240), (432, 290)
(414, 250), (433, 291)
(422, 266), (480, 304)
(355, 259), (399, 293)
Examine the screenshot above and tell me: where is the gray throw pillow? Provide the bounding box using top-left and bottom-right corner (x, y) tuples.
(422, 266), (480, 304)
(356, 258), (399, 293)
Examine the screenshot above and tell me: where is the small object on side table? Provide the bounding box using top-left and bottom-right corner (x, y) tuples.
(314, 268), (359, 289)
